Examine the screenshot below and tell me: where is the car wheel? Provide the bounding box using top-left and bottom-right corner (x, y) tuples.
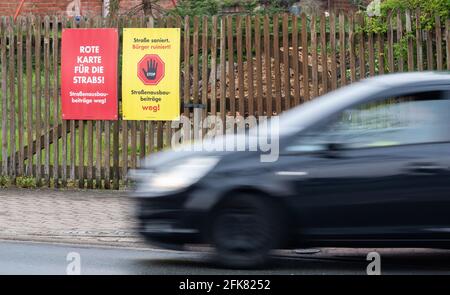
(210, 194), (281, 269)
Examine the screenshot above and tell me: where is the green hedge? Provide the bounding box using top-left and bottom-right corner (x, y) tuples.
(364, 0), (450, 33)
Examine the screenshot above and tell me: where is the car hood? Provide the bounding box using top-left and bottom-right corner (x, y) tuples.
(140, 133), (252, 169)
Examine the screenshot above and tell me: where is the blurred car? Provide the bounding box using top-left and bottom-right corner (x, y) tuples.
(130, 72), (450, 268)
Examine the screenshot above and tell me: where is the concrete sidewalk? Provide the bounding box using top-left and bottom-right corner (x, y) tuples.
(0, 188), (146, 247)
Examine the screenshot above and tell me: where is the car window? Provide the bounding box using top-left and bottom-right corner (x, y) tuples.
(287, 91), (450, 152)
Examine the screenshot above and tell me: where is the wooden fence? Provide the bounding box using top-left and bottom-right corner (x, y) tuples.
(0, 11), (449, 189)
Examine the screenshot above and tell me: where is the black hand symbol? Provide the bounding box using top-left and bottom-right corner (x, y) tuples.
(142, 59), (158, 80)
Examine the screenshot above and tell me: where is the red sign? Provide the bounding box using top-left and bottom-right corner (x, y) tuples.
(61, 29), (118, 120)
(137, 54), (165, 86)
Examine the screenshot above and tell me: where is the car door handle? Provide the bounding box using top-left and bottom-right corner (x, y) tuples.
(406, 163), (447, 174)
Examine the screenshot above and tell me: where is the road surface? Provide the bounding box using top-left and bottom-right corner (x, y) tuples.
(1, 241), (449, 275)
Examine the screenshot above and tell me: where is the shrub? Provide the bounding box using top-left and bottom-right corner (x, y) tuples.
(15, 176), (37, 189)
(0, 175), (10, 188)
(168, 0), (291, 17)
(363, 0), (450, 33)
(169, 0), (220, 17)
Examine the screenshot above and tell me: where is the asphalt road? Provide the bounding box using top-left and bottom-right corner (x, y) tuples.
(1, 241), (450, 275)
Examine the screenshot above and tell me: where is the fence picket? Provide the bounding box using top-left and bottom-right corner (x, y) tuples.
(254, 16), (263, 117)
(96, 120), (103, 188)
(387, 12), (395, 73)
(60, 17), (68, 187)
(210, 16), (218, 117)
(425, 27), (433, 70)
(358, 14), (366, 79)
(272, 15), (281, 115)
(435, 15), (443, 71)
(229, 15), (236, 117)
(8, 24), (16, 178)
(329, 12), (337, 89)
(348, 13), (356, 83)
(263, 15), (272, 116)
(25, 18), (32, 176)
(52, 16), (59, 185)
(68, 8), (76, 183)
(183, 16), (191, 138)
(339, 13), (346, 86)
(447, 18), (450, 70)
(236, 16), (244, 116)
(301, 13), (309, 101)
(320, 13), (328, 93)
(201, 16), (209, 126)
(104, 120), (110, 189)
(245, 16), (254, 116)
(377, 32), (385, 74)
(396, 10), (404, 72)
(368, 30), (375, 76)
(415, 9), (423, 71)
(219, 17), (226, 132)
(292, 15), (300, 105)
(45, 17), (53, 182)
(17, 18), (24, 176)
(1, 19), (7, 176)
(78, 119), (84, 188)
(282, 14), (290, 110)
(405, 10), (414, 71)
(113, 120), (120, 190)
(193, 16), (200, 107)
(311, 14), (318, 98)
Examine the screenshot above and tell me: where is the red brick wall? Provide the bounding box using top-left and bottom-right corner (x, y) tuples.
(0, 0), (176, 17)
(119, 0), (141, 13)
(332, 0), (356, 11)
(332, 0), (372, 11)
(0, 0), (102, 17)
(319, 0), (372, 12)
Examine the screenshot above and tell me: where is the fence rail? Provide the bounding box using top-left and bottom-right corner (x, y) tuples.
(0, 12), (449, 189)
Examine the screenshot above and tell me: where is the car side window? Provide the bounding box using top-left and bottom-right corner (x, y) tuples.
(288, 91), (450, 152)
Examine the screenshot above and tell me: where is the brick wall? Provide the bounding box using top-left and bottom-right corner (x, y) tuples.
(329, 0), (372, 11)
(316, 0), (371, 12)
(119, 0), (141, 13)
(0, 0), (176, 17)
(0, 0), (103, 17)
(331, 0), (356, 11)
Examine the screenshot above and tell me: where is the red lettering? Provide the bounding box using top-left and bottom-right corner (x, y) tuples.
(141, 105), (160, 112)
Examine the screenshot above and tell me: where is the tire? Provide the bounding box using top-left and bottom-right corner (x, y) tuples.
(210, 193), (282, 269)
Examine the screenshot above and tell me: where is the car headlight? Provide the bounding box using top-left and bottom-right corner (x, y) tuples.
(136, 156), (220, 194)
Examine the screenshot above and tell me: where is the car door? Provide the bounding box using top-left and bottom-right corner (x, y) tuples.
(279, 89), (450, 242)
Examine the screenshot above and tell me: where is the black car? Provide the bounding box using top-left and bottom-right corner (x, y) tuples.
(130, 72), (450, 268)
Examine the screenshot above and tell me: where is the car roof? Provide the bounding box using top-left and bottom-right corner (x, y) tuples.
(359, 71), (450, 88)
(276, 72), (450, 137)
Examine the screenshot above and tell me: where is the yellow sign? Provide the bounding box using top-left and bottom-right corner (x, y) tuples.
(122, 28), (180, 120)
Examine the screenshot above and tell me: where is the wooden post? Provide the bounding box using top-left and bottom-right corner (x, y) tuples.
(245, 16), (254, 116)
(263, 15), (272, 116)
(282, 14), (290, 110)
(273, 14), (281, 114)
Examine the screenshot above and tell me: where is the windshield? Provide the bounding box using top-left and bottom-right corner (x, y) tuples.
(275, 82), (383, 137)
(287, 91), (450, 151)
